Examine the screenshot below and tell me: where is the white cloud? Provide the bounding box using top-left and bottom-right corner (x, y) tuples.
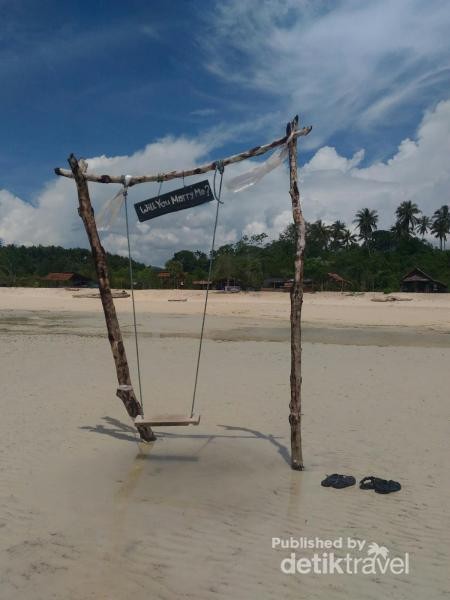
(1, 99), (449, 264)
(303, 147), (364, 173)
(203, 0), (450, 146)
(300, 99), (450, 229)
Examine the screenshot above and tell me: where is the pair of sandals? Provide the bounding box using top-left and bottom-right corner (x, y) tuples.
(322, 474), (401, 494)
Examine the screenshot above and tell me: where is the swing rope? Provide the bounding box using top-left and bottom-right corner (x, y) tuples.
(123, 178), (144, 410)
(121, 165), (224, 421)
(190, 161), (225, 417)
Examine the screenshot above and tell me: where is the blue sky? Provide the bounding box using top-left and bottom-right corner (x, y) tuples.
(2, 0), (280, 198)
(1, 0), (450, 264)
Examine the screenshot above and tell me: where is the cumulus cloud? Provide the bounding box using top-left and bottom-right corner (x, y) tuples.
(303, 147), (365, 174)
(300, 99), (450, 228)
(1, 100), (449, 264)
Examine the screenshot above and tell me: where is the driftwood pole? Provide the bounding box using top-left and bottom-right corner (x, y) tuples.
(68, 154), (155, 442)
(287, 116), (305, 470)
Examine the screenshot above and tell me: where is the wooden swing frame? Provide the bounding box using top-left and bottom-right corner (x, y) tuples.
(55, 116), (311, 469)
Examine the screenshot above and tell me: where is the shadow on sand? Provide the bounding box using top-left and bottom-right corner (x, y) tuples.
(80, 417), (290, 465)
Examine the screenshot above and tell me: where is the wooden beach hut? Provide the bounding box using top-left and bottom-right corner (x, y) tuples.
(262, 277), (314, 292)
(192, 280), (212, 290)
(400, 268), (447, 293)
(42, 272), (95, 288)
(262, 277), (289, 291)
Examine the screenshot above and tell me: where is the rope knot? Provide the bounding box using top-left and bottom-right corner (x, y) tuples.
(123, 174), (132, 188)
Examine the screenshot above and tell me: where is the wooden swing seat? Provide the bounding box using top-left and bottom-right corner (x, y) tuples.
(135, 414), (201, 427)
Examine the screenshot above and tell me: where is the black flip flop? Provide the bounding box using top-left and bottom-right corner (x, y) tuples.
(373, 479), (401, 494)
(321, 474), (341, 487)
(360, 476), (401, 494)
(321, 474), (356, 489)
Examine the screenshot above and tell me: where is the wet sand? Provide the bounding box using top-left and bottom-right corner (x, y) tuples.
(0, 289), (449, 599)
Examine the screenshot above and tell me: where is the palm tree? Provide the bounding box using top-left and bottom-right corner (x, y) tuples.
(341, 228), (358, 249)
(308, 220), (331, 252)
(394, 200), (421, 237)
(431, 205), (450, 250)
(329, 220), (347, 250)
(353, 208), (379, 248)
(416, 215), (432, 238)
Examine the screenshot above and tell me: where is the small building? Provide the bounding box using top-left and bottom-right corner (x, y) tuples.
(214, 278), (241, 291)
(262, 277), (315, 292)
(42, 272), (95, 288)
(157, 271), (171, 280)
(400, 268), (447, 293)
(157, 270), (186, 289)
(158, 270), (172, 289)
(192, 280), (212, 290)
(285, 278), (315, 293)
(262, 277), (289, 291)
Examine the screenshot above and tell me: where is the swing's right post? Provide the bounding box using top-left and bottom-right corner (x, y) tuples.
(287, 116), (305, 470)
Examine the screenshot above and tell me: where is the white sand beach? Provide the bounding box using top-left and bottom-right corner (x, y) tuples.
(1, 288), (449, 599)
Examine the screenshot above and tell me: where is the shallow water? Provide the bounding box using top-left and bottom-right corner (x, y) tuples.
(0, 312), (449, 598)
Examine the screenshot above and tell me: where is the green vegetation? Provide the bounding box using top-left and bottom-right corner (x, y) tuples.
(164, 202), (450, 291)
(1, 202), (449, 291)
(0, 245), (161, 289)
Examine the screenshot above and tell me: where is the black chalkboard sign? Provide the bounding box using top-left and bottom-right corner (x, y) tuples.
(134, 180), (214, 222)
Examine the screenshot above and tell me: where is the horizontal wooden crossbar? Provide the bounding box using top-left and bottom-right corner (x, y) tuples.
(54, 125), (312, 187)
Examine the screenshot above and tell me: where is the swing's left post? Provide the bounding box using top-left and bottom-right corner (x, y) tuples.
(68, 154), (156, 442)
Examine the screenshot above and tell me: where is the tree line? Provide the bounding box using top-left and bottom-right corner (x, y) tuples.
(167, 201), (450, 291)
(1, 201), (449, 291)
(0, 245), (161, 289)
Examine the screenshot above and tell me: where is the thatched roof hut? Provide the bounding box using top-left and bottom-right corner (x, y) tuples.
(401, 268), (447, 293)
